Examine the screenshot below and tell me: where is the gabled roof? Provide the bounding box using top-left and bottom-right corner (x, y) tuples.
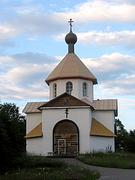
(39, 93), (93, 109)
(93, 99), (118, 116)
(46, 53), (97, 85)
(23, 102), (46, 114)
(25, 123), (43, 139)
(23, 98), (118, 114)
(82, 98), (118, 116)
(90, 118), (116, 137)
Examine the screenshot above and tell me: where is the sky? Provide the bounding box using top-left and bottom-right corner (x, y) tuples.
(0, 0), (135, 131)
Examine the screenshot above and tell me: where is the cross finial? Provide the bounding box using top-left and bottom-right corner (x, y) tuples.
(65, 108), (69, 119)
(68, 18), (74, 31)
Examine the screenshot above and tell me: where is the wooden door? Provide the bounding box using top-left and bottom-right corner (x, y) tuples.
(58, 139), (66, 155)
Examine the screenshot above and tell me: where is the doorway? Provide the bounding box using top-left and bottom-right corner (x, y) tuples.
(53, 120), (79, 156)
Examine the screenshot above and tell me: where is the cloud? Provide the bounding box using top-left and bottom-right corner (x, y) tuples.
(78, 31), (135, 48)
(56, 30), (135, 49)
(0, 51), (135, 101)
(13, 52), (58, 64)
(103, 75), (135, 95)
(1, 0), (135, 48)
(82, 53), (135, 95)
(0, 52), (57, 100)
(0, 24), (18, 40)
(57, 0), (135, 23)
(0, 24), (18, 47)
(2, 0), (135, 41)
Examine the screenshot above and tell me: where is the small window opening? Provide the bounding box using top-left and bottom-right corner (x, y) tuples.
(83, 82), (87, 96)
(53, 83), (57, 97)
(66, 81), (73, 95)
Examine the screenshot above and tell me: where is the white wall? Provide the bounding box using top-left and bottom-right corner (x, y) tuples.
(26, 109), (115, 155)
(27, 138), (45, 155)
(93, 111), (115, 132)
(90, 136), (115, 152)
(49, 79), (93, 101)
(41, 107), (92, 155)
(26, 113), (42, 133)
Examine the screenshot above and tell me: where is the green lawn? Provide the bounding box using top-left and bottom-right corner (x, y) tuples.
(77, 152), (135, 169)
(0, 155), (100, 180)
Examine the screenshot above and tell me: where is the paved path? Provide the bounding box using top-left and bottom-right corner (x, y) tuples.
(59, 158), (135, 180)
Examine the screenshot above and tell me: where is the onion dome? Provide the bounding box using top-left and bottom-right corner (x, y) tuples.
(65, 19), (77, 53)
(65, 31), (77, 44)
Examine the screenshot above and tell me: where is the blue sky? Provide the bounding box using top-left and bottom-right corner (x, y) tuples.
(0, 0), (135, 131)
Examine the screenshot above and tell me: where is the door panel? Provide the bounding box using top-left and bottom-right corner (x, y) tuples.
(58, 139), (66, 155)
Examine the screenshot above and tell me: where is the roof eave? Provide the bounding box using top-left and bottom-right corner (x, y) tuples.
(46, 76), (97, 85)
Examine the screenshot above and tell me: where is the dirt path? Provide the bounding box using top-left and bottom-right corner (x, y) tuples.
(58, 158), (135, 180)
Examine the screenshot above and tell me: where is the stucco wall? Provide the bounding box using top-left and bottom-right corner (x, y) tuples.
(26, 113), (42, 133)
(93, 110), (115, 132)
(90, 136), (115, 152)
(26, 138), (45, 155)
(26, 109), (115, 155)
(41, 107), (92, 155)
(49, 79), (93, 101)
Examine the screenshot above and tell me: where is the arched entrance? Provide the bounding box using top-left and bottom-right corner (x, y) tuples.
(53, 120), (79, 156)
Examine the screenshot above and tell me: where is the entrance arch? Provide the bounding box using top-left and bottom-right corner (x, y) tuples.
(53, 120), (79, 156)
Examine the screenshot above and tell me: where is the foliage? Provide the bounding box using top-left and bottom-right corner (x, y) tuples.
(0, 103), (26, 172)
(0, 155), (100, 180)
(125, 130), (135, 153)
(115, 118), (135, 152)
(115, 118), (128, 151)
(78, 152), (135, 169)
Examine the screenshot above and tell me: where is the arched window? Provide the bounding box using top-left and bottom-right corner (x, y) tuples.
(53, 83), (57, 98)
(66, 81), (73, 95)
(83, 82), (87, 96)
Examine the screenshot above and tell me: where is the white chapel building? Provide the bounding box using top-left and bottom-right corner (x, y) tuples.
(23, 20), (118, 156)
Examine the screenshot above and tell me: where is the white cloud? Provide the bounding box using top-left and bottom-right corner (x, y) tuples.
(78, 31), (135, 48)
(0, 52), (57, 100)
(82, 53), (135, 95)
(1, 0), (135, 48)
(103, 75), (135, 95)
(0, 52), (135, 100)
(56, 30), (135, 48)
(83, 53), (135, 74)
(0, 24), (18, 47)
(57, 0), (135, 23)
(0, 56), (14, 64)
(0, 24), (18, 40)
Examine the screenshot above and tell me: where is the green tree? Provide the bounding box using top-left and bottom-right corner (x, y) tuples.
(125, 130), (135, 153)
(0, 103), (26, 172)
(115, 118), (128, 151)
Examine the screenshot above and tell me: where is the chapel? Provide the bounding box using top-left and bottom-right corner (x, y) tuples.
(23, 20), (118, 156)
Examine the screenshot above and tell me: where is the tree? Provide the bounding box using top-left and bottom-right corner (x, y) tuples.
(125, 130), (135, 153)
(115, 118), (128, 151)
(115, 119), (135, 153)
(0, 103), (26, 172)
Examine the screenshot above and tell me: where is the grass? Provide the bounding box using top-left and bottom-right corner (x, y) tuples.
(0, 155), (100, 180)
(77, 152), (135, 169)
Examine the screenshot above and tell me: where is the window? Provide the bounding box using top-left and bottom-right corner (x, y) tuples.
(66, 81), (73, 95)
(83, 82), (87, 96)
(53, 83), (57, 97)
